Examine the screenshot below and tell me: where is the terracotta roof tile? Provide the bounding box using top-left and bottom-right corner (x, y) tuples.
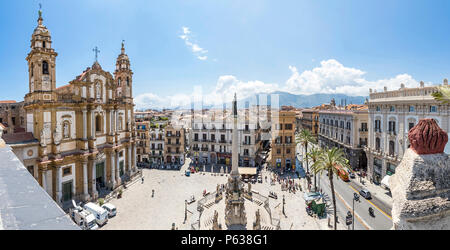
(2, 132), (37, 144)
(0, 100), (17, 104)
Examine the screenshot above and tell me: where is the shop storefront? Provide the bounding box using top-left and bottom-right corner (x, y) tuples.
(386, 162), (397, 176)
(217, 153), (232, 166)
(373, 158), (382, 184)
(276, 158), (282, 168)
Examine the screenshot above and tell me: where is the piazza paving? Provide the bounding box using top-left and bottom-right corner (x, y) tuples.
(101, 158), (330, 230)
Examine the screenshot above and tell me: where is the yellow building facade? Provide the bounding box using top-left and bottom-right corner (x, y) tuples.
(8, 11), (137, 207)
(270, 110), (296, 170)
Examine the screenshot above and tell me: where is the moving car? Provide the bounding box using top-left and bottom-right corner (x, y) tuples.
(359, 189), (372, 199)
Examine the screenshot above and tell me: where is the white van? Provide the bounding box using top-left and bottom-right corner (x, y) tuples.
(101, 203), (117, 218)
(84, 202), (109, 226)
(69, 201), (98, 230)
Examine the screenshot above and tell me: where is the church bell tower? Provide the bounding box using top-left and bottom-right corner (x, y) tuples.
(114, 41), (133, 102)
(26, 8), (58, 102)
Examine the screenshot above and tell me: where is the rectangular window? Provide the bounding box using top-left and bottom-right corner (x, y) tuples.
(63, 167), (71, 176)
(409, 106), (415, 112)
(27, 166), (34, 176)
(430, 106), (437, 112)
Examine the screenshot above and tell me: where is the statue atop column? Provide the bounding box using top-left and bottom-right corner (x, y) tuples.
(224, 93), (247, 229)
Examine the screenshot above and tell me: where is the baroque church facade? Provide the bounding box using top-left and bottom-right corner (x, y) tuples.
(6, 11), (137, 206)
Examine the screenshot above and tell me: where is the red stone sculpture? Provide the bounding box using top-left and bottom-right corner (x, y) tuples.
(408, 118), (448, 155)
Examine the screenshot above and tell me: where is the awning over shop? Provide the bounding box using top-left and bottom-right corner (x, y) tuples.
(238, 167), (257, 175)
(381, 175), (390, 189)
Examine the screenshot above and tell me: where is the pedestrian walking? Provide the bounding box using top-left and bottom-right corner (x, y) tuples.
(141, 176), (144, 184)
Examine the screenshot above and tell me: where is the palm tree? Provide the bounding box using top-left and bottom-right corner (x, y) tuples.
(307, 147), (322, 191)
(311, 147), (350, 230)
(296, 129), (317, 185)
(432, 85), (450, 104)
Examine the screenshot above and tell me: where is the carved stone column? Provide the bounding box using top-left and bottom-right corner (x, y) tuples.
(110, 151), (116, 188)
(56, 167), (62, 205)
(91, 160), (98, 199)
(82, 161), (90, 201)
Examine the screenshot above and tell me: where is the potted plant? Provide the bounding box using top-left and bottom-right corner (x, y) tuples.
(118, 189), (123, 199)
(98, 198), (105, 206)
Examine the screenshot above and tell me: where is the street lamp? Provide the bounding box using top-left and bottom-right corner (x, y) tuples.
(184, 200), (187, 223)
(352, 193), (360, 230)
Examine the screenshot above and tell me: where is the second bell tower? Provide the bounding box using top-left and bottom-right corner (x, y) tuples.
(25, 8), (58, 102)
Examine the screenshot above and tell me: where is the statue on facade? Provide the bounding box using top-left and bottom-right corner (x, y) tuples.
(53, 126), (62, 145)
(212, 210), (222, 230)
(253, 209), (261, 230)
(39, 129), (47, 147)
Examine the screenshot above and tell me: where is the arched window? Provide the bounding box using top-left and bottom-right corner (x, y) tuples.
(118, 77), (121, 86)
(42, 61), (49, 75)
(375, 137), (381, 151)
(95, 115), (102, 133)
(31, 63), (34, 77)
(389, 140), (395, 156)
(126, 77), (130, 86)
(43, 41), (46, 49)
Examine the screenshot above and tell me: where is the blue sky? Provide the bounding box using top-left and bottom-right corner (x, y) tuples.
(1, 0), (450, 108)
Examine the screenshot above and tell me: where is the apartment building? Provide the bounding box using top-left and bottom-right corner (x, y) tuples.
(270, 110), (296, 170)
(149, 128), (165, 164)
(136, 121), (150, 163)
(318, 105), (369, 171)
(365, 81), (450, 184)
(300, 109), (319, 137)
(0, 101), (26, 134)
(190, 109), (261, 167)
(164, 124), (185, 164)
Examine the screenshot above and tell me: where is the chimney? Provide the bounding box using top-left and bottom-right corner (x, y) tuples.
(420, 81), (424, 88)
(444, 78), (448, 86)
(384, 86), (387, 92)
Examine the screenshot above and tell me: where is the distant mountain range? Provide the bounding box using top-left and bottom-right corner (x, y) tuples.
(245, 91), (368, 108)
(140, 92), (367, 111)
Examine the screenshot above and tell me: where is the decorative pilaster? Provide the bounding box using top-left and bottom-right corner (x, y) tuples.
(82, 161), (90, 201)
(110, 151), (116, 188)
(91, 160), (98, 199)
(56, 167), (62, 205)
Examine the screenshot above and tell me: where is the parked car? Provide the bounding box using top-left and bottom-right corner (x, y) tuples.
(349, 172), (356, 179)
(359, 189), (372, 199)
(84, 202), (109, 226)
(101, 203), (117, 218)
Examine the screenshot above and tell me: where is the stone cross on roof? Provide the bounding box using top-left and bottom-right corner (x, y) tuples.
(93, 46), (100, 62)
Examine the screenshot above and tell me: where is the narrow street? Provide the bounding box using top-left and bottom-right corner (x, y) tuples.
(297, 143), (393, 230)
(317, 172), (392, 230)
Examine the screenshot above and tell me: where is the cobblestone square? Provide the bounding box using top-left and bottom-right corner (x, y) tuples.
(101, 158), (330, 230)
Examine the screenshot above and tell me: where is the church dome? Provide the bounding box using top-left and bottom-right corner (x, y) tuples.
(92, 61), (102, 70)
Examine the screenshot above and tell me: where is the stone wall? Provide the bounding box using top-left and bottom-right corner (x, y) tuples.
(390, 119), (450, 230)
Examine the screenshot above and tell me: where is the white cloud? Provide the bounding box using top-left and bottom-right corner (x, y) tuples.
(284, 59), (421, 96)
(135, 59), (429, 109)
(179, 26), (208, 60)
